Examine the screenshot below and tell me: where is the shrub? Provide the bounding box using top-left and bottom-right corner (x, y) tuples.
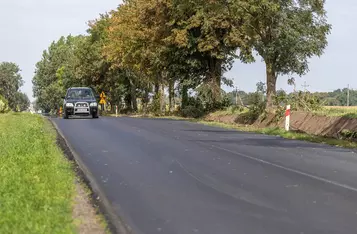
(0, 95), (10, 113)
(227, 105), (245, 114)
(180, 96), (206, 118)
(181, 105), (205, 118)
(246, 93), (266, 122)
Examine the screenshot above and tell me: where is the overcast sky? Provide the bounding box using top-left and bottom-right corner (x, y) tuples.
(0, 1), (355, 101)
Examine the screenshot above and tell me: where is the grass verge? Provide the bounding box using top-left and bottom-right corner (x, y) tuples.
(0, 113), (76, 233)
(197, 120), (357, 149)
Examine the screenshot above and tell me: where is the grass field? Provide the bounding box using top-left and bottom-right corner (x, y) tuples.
(0, 113), (76, 233)
(314, 106), (357, 118)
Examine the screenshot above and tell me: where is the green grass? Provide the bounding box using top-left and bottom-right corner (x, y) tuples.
(0, 113), (76, 234)
(314, 106), (357, 118)
(209, 106), (249, 117)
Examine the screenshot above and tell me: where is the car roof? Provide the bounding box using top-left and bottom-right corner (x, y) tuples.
(67, 87), (91, 90)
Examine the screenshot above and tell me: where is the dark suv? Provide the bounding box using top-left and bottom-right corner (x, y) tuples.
(62, 87), (99, 119)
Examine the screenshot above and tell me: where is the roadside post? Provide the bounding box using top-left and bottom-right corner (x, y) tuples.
(59, 107), (63, 118)
(285, 105), (291, 131)
(115, 105), (118, 117)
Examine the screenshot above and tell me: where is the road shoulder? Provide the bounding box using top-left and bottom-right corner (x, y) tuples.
(50, 118), (131, 234)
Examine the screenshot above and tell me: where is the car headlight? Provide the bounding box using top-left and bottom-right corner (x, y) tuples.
(66, 103), (74, 107)
(90, 102), (98, 107)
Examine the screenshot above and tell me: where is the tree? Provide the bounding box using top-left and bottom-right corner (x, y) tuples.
(13, 92), (30, 112)
(235, 0), (331, 110)
(33, 35), (84, 111)
(0, 62), (24, 111)
(166, 0), (253, 105)
(105, 0), (173, 112)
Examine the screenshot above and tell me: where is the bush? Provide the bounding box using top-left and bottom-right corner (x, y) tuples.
(246, 93), (266, 122)
(274, 90), (323, 113)
(339, 129), (357, 140)
(148, 93), (162, 115)
(227, 105), (245, 114)
(181, 105), (205, 118)
(180, 96), (205, 118)
(0, 95), (10, 113)
(268, 90), (324, 123)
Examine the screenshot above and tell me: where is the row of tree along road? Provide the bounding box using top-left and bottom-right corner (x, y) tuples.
(32, 0), (331, 116)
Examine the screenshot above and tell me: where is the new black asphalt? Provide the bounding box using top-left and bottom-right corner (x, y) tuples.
(53, 117), (357, 234)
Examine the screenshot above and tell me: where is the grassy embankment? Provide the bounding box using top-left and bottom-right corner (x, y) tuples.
(0, 113), (76, 233)
(203, 106), (357, 148)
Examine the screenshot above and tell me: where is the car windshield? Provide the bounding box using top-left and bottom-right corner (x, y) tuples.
(67, 89), (94, 99)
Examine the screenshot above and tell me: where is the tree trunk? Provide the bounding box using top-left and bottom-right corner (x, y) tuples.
(142, 87), (149, 114)
(181, 84), (188, 109)
(208, 57), (222, 105)
(124, 93), (131, 111)
(265, 61), (277, 111)
(168, 80), (174, 113)
(160, 84), (165, 114)
(129, 79), (137, 111)
(154, 81), (160, 96)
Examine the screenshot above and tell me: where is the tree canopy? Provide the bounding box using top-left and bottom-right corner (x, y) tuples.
(236, 0), (331, 109)
(32, 0), (331, 115)
(0, 62), (30, 112)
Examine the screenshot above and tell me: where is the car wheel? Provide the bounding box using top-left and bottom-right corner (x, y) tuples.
(63, 112), (69, 119)
(92, 112), (99, 119)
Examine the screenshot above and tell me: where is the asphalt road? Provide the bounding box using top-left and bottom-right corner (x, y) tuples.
(53, 117), (357, 234)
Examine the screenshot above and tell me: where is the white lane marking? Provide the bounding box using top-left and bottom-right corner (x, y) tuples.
(211, 145), (357, 193)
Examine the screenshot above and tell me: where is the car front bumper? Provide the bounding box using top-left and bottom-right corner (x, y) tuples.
(65, 103), (98, 116)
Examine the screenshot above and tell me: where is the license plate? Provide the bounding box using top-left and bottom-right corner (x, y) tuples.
(77, 108), (87, 112)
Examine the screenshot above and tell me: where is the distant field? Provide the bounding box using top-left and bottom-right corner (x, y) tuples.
(315, 106), (357, 118)
(323, 106), (357, 110)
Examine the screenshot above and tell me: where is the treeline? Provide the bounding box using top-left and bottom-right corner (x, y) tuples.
(0, 62), (30, 113)
(32, 0), (331, 115)
(314, 89), (357, 106)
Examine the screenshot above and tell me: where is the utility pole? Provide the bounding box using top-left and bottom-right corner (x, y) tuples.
(235, 87), (238, 106)
(302, 81), (309, 92)
(235, 86), (244, 106)
(347, 84), (350, 106)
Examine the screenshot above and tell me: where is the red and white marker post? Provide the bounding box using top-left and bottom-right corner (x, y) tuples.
(115, 105), (118, 117)
(285, 105), (291, 131)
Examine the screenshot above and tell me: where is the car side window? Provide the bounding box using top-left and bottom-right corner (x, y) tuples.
(66, 90), (70, 99)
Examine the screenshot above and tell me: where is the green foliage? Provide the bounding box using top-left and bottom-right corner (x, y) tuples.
(0, 62), (25, 111)
(228, 105), (245, 114)
(33, 35), (84, 112)
(0, 95), (10, 113)
(13, 92), (30, 112)
(235, 0), (331, 108)
(31, 0), (331, 115)
(0, 113), (75, 233)
(181, 105), (205, 118)
(339, 129), (357, 140)
(149, 93), (163, 116)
